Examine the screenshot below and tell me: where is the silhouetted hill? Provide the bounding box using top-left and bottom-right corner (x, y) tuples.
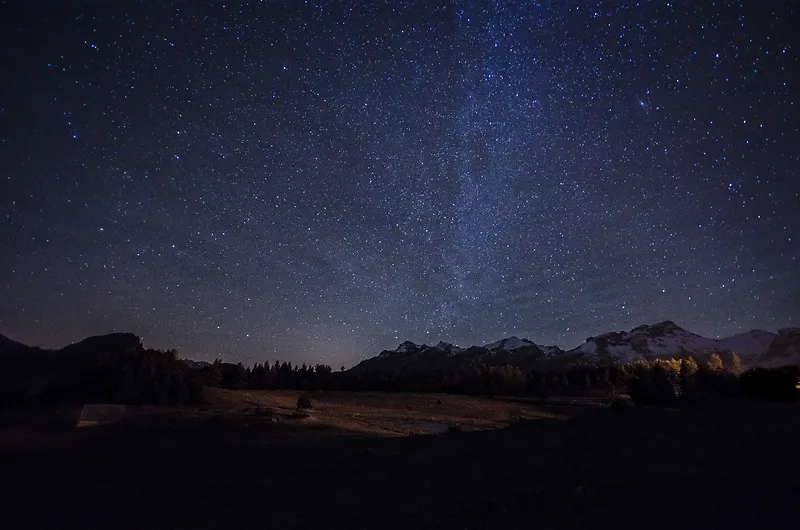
(58, 333), (143, 356)
(183, 359), (212, 370)
(0, 333), (202, 406)
(0, 333), (35, 355)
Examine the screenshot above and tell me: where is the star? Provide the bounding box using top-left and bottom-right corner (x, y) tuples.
(0, 1), (796, 366)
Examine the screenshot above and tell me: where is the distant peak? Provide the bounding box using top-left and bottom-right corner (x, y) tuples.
(484, 336), (535, 351)
(395, 341), (421, 353)
(630, 320), (683, 334)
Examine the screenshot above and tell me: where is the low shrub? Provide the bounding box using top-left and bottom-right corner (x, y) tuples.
(610, 397), (634, 414)
(296, 395), (313, 410)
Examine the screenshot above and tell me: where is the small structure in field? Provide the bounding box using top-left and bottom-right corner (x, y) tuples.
(76, 404), (126, 428)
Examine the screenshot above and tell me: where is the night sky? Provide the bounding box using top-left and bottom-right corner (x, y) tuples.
(1, 1), (798, 367)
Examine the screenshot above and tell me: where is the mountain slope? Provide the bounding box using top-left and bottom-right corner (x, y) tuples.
(717, 329), (777, 358)
(350, 342), (452, 376)
(570, 321), (725, 363)
(0, 333), (32, 355)
(758, 328), (800, 367)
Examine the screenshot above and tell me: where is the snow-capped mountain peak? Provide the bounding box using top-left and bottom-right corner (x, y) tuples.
(388, 340), (464, 356)
(569, 321), (782, 363)
(571, 321), (717, 363)
(379, 341), (421, 355)
(395, 340), (420, 353)
(483, 336), (536, 351)
(540, 345), (564, 357)
(434, 341), (464, 354)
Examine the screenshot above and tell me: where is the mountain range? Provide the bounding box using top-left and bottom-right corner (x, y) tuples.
(2, 321), (798, 377)
(350, 321), (800, 376)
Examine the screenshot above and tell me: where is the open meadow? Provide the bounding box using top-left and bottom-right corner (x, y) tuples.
(2, 390), (799, 529)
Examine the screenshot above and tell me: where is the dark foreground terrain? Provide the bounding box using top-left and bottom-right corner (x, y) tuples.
(1, 391), (799, 529)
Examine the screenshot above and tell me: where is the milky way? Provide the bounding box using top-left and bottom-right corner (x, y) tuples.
(1, 1), (797, 366)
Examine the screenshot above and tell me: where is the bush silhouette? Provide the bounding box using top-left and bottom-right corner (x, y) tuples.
(610, 396), (634, 414)
(296, 395), (313, 410)
(252, 406), (273, 418)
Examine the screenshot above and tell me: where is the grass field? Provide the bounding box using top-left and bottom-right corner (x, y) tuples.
(201, 388), (579, 435)
(1, 390), (799, 529)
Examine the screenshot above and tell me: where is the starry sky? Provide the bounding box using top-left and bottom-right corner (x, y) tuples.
(1, 1), (798, 367)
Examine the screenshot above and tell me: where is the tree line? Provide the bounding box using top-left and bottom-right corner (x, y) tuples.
(326, 353), (742, 402)
(3, 344), (797, 408)
(198, 360), (336, 391)
(198, 352), (799, 404)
